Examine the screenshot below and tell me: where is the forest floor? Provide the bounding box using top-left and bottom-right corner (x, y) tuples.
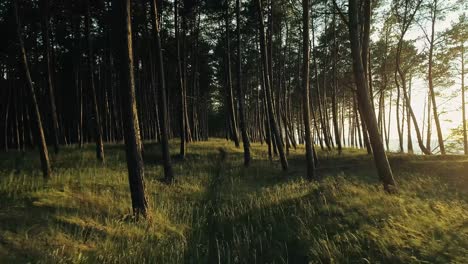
(0, 138), (467, 263)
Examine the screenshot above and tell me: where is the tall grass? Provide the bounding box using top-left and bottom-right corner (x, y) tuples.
(0, 139), (466, 263)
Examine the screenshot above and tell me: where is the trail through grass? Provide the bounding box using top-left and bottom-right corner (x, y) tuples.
(0, 139), (467, 263)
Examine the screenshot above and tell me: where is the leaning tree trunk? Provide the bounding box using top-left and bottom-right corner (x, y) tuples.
(427, 12), (445, 155)
(348, 0), (396, 192)
(86, 0), (105, 161)
(115, 0), (148, 218)
(14, 0), (51, 179)
(256, 0), (288, 171)
(236, 0), (251, 166)
(41, 0), (60, 154)
(302, 0), (316, 180)
(150, 0), (174, 183)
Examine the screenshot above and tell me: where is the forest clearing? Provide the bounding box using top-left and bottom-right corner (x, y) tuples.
(0, 139), (467, 263)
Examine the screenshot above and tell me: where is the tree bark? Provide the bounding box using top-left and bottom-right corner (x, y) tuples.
(86, 0), (105, 161)
(150, 0), (174, 183)
(115, 0), (148, 218)
(256, 0), (288, 170)
(302, 0), (316, 180)
(175, 0), (186, 158)
(236, 0), (251, 166)
(427, 4), (445, 154)
(41, 0), (60, 154)
(348, 0), (396, 192)
(14, 0), (51, 179)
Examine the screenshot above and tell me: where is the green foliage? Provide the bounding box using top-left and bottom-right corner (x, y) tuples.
(0, 139), (467, 263)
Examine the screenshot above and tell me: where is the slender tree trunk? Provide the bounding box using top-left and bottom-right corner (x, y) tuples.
(41, 0), (60, 154)
(348, 0), (396, 192)
(175, 0), (185, 158)
(302, 0), (316, 180)
(150, 0), (174, 182)
(256, 0), (288, 170)
(115, 0), (148, 218)
(224, 0), (240, 147)
(331, 10), (342, 154)
(236, 0), (251, 166)
(427, 8), (445, 154)
(14, 0), (51, 179)
(86, 0), (105, 161)
(407, 74), (414, 154)
(462, 43), (467, 155)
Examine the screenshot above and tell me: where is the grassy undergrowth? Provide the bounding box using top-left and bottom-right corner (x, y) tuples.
(0, 139), (467, 263)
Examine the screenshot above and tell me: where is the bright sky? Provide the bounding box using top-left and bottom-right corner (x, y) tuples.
(373, 5), (467, 150)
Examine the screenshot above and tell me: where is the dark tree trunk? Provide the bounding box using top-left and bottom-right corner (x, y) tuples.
(348, 0), (396, 192)
(302, 0), (316, 180)
(115, 0), (148, 218)
(86, 0), (105, 161)
(14, 0), (51, 179)
(256, 0), (288, 170)
(150, 0), (174, 183)
(236, 0), (251, 166)
(175, 0), (186, 158)
(427, 9), (445, 155)
(225, 0), (240, 148)
(41, 0), (60, 154)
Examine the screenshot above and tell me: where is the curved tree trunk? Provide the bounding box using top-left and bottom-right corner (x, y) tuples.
(348, 0), (396, 192)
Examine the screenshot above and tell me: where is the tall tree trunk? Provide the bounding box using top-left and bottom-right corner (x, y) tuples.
(14, 0), (51, 179)
(331, 10), (342, 154)
(462, 43), (467, 155)
(256, 0), (288, 170)
(407, 74), (414, 154)
(427, 7), (445, 154)
(41, 0), (60, 154)
(236, 0), (251, 166)
(348, 0), (396, 192)
(302, 0), (316, 180)
(175, 0), (186, 158)
(150, 0), (174, 182)
(86, 0), (105, 161)
(115, 0), (148, 218)
(225, 0), (240, 147)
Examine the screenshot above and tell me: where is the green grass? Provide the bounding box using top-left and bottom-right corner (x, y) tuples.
(0, 139), (467, 263)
